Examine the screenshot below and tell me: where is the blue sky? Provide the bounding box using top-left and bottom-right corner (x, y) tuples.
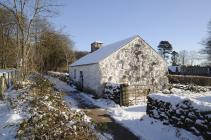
(50, 0), (211, 52)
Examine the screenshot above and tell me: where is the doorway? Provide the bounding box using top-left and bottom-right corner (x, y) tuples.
(79, 71), (83, 90)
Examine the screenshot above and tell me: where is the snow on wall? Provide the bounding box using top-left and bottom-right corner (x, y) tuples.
(147, 93), (211, 139)
(69, 64), (102, 95)
(99, 37), (168, 91)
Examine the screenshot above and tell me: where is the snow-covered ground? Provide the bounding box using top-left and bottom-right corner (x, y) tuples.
(80, 92), (202, 140)
(45, 76), (78, 108)
(47, 71), (69, 77)
(45, 76), (113, 139)
(0, 75), (208, 140)
(0, 69), (13, 74)
(168, 84), (211, 103)
(0, 89), (26, 140)
(0, 69), (15, 76)
(1, 77), (106, 140)
(46, 76), (202, 140)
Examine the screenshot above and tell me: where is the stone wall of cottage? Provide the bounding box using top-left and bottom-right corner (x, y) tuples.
(70, 64), (102, 95)
(99, 37), (168, 92)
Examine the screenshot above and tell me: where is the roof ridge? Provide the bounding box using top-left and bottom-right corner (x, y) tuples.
(70, 35), (138, 67)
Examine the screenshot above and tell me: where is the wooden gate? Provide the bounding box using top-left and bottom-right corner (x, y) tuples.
(120, 84), (150, 106)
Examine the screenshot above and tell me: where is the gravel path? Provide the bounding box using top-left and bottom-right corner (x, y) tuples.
(65, 90), (140, 140)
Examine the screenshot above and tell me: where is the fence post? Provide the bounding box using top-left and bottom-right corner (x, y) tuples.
(0, 74), (6, 99)
(11, 71), (14, 84)
(7, 72), (10, 88)
(120, 84), (123, 106)
(0, 76), (3, 100)
(2, 73), (7, 89)
(15, 70), (18, 82)
(135, 85), (137, 105)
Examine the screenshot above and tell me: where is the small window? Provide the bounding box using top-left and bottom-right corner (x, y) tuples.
(134, 44), (141, 48)
(74, 69), (76, 79)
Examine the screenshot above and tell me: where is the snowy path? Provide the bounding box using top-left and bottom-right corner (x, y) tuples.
(46, 76), (203, 140)
(46, 76), (140, 140)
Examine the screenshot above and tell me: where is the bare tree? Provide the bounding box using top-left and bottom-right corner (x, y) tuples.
(0, 8), (17, 68)
(178, 50), (188, 65)
(33, 28), (75, 72)
(188, 51), (201, 65)
(59, 34), (75, 71)
(0, 0), (58, 78)
(74, 51), (89, 60)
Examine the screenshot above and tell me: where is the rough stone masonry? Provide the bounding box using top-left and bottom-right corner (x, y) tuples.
(147, 93), (211, 140)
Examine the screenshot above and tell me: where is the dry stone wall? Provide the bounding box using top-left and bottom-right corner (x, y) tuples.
(104, 83), (121, 104)
(168, 75), (211, 86)
(147, 93), (211, 140)
(180, 66), (211, 76)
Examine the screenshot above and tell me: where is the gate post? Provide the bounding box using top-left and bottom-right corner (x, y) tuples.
(3, 73), (7, 89)
(8, 72), (10, 87)
(120, 83), (129, 106)
(11, 70), (14, 85)
(120, 84), (123, 106)
(0, 76), (3, 100)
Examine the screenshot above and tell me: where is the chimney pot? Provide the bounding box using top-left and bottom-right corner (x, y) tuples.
(91, 41), (103, 52)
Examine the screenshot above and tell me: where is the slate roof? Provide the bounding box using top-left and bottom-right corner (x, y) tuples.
(70, 35), (138, 67)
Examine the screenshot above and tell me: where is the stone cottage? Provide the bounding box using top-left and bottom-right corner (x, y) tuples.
(70, 35), (168, 97)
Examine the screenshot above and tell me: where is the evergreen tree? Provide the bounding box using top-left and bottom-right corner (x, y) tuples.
(201, 20), (211, 65)
(171, 51), (179, 66)
(157, 41), (173, 60)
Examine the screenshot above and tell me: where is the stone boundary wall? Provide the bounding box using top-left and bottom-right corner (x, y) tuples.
(169, 66), (211, 76)
(104, 83), (121, 104)
(168, 74), (211, 86)
(147, 93), (211, 140)
(180, 66), (211, 76)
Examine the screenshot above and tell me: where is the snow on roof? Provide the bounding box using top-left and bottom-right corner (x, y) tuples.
(70, 35), (138, 67)
(93, 41), (103, 44)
